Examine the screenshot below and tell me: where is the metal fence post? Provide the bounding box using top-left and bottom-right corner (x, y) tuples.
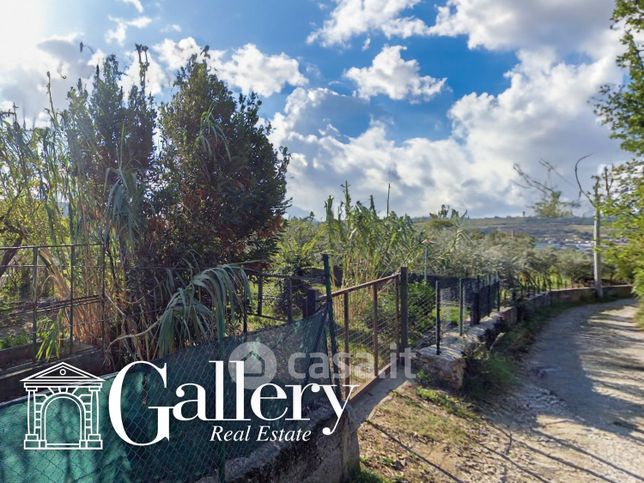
(497, 274), (501, 310)
(343, 292), (350, 387)
(100, 242), (107, 349)
(322, 254), (341, 395)
(435, 279), (441, 355)
(32, 246), (38, 358)
(487, 273), (492, 316)
(257, 273), (264, 317)
(400, 267), (409, 351)
(285, 277), (293, 324)
(458, 277), (464, 336)
(372, 283), (379, 376)
(474, 276), (481, 324)
(303, 288), (317, 317)
(423, 245), (428, 284)
(69, 244), (75, 353)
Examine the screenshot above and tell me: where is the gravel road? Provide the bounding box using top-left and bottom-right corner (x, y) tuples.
(459, 299), (644, 482)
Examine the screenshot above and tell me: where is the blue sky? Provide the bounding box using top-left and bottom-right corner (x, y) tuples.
(0, 0), (626, 218)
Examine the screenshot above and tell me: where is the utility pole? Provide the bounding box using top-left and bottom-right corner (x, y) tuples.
(575, 157), (611, 300)
(592, 180), (603, 300)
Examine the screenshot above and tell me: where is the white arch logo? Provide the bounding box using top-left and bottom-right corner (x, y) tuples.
(22, 362), (104, 450)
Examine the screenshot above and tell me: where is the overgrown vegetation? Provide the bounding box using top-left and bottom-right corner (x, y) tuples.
(0, 0), (641, 363)
(595, 0), (644, 321)
(0, 49), (288, 361)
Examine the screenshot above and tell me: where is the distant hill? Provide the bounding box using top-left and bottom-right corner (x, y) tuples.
(414, 216), (594, 243)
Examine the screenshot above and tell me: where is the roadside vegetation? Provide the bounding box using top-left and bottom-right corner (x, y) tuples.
(0, 0), (641, 363)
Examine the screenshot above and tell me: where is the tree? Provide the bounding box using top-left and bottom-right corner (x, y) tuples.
(595, 1), (643, 308)
(514, 161), (579, 218)
(596, 0), (644, 157)
(0, 107), (68, 277)
(64, 49), (156, 254)
(154, 57), (289, 267)
(603, 161), (644, 306)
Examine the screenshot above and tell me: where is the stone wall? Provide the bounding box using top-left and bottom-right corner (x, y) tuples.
(550, 284), (632, 304)
(412, 285), (633, 391)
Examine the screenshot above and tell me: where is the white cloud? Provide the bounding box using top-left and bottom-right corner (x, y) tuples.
(429, 0), (615, 56)
(120, 0), (144, 14)
(345, 45), (445, 101)
(153, 37), (204, 70)
(279, 0), (626, 216)
(447, 49), (623, 190)
(215, 44), (308, 96)
(271, 89), (480, 216)
(161, 24), (182, 33)
(153, 39), (307, 97)
(105, 16), (152, 46)
(272, 40), (624, 217)
(308, 0), (431, 47)
(0, 33), (99, 122)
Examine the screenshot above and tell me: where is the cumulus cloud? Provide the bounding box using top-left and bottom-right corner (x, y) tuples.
(448, 49), (623, 190)
(120, 0), (144, 14)
(161, 24), (182, 33)
(429, 0), (615, 56)
(275, 0), (626, 216)
(215, 44), (308, 96)
(271, 87), (372, 142)
(272, 41), (624, 217)
(153, 39), (307, 96)
(308, 0), (431, 47)
(105, 16), (152, 46)
(153, 37), (206, 70)
(270, 87), (501, 216)
(0, 34), (98, 122)
(345, 45), (446, 101)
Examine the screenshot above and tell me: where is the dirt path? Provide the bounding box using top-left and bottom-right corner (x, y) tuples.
(459, 299), (644, 482)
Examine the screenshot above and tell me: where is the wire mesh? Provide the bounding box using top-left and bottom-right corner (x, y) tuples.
(245, 270), (325, 331)
(333, 275), (400, 396)
(0, 306), (333, 483)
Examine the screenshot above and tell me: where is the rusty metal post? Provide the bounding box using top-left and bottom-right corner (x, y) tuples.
(32, 246), (38, 358)
(69, 244), (75, 353)
(400, 267), (408, 351)
(343, 292), (350, 387)
(487, 273), (492, 316)
(372, 282), (379, 376)
(496, 272), (501, 310)
(303, 288), (317, 317)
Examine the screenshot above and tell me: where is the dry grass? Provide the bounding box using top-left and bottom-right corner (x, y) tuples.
(355, 382), (480, 482)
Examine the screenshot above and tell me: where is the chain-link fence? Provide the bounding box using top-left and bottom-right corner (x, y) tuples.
(244, 269), (327, 331)
(332, 274), (401, 396)
(405, 273), (501, 354)
(0, 305), (334, 483)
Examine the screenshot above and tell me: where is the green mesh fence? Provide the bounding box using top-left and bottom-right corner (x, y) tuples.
(0, 307), (332, 482)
